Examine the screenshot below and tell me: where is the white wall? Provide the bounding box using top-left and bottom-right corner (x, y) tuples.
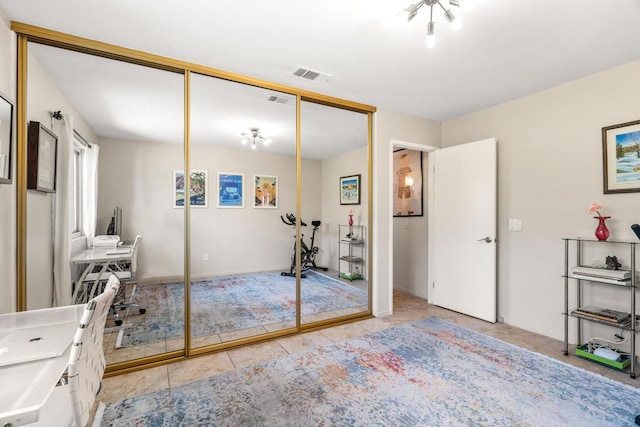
(442, 60), (640, 349)
(319, 146), (368, 275)
(373, 110), (441, 316)
(0, 10), (15, 313)
(393, 151), (429, 298)
(97, 137), (323, 280)
(26, 49), (96, 309)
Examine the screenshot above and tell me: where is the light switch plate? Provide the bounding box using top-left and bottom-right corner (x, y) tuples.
(508, 218), (522, 232)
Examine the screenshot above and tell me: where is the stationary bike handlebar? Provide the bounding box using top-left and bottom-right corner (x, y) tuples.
(281, 213), (307, 227)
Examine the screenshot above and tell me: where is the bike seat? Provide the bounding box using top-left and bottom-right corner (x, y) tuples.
(311, 220), (321, 228)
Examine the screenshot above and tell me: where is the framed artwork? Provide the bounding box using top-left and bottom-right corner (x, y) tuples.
(254, 175), (278, 208)
(27, 121), (58, 193)
(393, 149), (423, 217)
(173, 170), (208, 208)
(340, 174), (361, 205)
(218, 172), (244, 208)
(0, 92), (14, 184)
(602, 119), (640, 194)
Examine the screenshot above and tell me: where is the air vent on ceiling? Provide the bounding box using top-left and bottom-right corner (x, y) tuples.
(267, 94), (292, 104)
(292, 66), (332, 84)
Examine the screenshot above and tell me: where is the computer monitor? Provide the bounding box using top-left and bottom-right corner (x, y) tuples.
(106, 206), (122, 236)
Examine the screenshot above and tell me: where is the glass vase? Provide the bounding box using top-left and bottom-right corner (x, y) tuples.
(594, 216), (610, 241)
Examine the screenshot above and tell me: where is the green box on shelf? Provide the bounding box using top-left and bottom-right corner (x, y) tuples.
(340, 272), (362, 281)
(575, 344), (630, 370)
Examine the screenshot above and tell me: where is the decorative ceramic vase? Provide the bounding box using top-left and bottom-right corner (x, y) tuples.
(594, 216), (610, 241)
(348, 215), (354, 226)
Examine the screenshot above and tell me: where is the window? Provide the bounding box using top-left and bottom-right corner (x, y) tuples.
(72, 133), (87, 236)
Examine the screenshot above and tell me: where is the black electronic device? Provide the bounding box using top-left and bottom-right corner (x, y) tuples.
(632, 224), (640, 240)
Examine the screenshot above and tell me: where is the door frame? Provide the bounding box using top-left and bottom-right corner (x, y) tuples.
(388, 139), (438, 315)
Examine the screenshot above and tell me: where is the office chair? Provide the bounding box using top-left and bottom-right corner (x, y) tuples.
(109, 235), (145, 326)
(79, 235), (145, 326)
(32, 274), (119, 426)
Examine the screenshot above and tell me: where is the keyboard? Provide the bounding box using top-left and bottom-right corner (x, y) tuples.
(106, 249), (131, 255)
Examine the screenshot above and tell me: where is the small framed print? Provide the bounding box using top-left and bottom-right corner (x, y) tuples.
(340, 174), (361, 205)
(27, 121), (58, 193)
(254, 175), (278, 208)
(393, 149), (423, 217)
(218, 172), (244, 208)
(174, 170), (208, 208)
(602, 119), (640, 194)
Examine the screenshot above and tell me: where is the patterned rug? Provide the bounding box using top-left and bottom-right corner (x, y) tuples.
(120, 271), (367, 347)
(102, 317), (640, 426)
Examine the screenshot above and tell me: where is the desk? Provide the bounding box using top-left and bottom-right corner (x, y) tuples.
(0, 305), (84, 426)
(70, 247), (132, 303)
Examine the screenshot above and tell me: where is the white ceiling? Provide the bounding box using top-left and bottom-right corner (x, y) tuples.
(3, 0), (640, 151)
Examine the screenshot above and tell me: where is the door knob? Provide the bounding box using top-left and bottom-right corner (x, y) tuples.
(477, 237), (493, 243)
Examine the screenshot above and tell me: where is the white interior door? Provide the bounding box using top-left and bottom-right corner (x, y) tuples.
(430, 138), (497, 322)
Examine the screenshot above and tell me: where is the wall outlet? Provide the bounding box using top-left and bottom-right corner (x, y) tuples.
(203, 252), (209, 261)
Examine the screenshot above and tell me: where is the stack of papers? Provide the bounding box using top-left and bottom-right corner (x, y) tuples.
(571, 266), (631, 280)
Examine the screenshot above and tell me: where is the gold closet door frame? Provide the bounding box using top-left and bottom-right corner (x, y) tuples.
(13, 22), (375, 375)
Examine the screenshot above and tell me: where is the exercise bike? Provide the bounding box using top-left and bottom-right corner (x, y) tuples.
(281, 213), (328, 278)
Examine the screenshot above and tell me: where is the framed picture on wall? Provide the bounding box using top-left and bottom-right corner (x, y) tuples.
(340, 174), (361, 205)
(393, 149), (423, 217)
(218, 172), (244, 208)
(602, 119), (640, 194)
(253, 175), (278, 208)
(27, 121), (58, 193)
(173, 170), (208, 208)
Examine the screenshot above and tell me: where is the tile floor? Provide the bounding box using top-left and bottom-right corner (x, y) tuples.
(93, 289), (639, 423)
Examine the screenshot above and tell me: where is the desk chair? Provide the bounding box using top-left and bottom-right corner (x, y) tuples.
(109, 235), (145, 326)
(33, 274), (119, 427)
(81, 235), (145, 326)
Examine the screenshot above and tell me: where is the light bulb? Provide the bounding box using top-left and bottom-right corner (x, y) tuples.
(451, 17), (463, 31)
(251, 143), (256, 150)
(264, 138), (272, 146)
(241, 138), (248, 145)
(426, 34), (436, 48)
(426, 21), (435, 48)
(444, 9), (463, 31)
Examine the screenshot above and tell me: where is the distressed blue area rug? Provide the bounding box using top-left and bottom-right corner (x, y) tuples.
(120, 271), (367, 347)
(102, 317), (640, 426)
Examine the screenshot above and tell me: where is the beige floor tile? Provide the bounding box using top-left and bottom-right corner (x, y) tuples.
(318, 322), (370, 342)
(218, 326), (270, 343)
(277, 330), (335, 355)
(227, 340), (289, 369)
(264, 320), (297, 332)
(105, 341), (167, 365)
(98, 365), (169, 404)
(168, 351), (235, 387)
(189, 334), (222, 349)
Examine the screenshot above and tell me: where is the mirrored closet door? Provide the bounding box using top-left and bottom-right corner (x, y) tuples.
(25, 42), (186, 365)
(299, 100), (370, 326)
(189, 74), (298, 349)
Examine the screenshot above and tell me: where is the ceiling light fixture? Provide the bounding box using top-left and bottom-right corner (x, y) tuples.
(388, 0), (475, 49)
(241, 128), (272, 150)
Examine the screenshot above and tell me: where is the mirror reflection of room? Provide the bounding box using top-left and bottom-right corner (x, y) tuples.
(25, 42), (185, 365)
(21, 39), (372, 369)
(300, 100), (370, 324)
